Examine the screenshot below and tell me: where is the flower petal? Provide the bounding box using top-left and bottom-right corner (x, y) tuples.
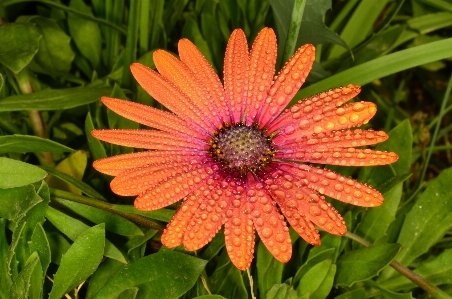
(223, 29), (250, 124)
(224, 196), (255, 271)
(130, 63), (214, 131)
(183, 180), (229, 251)
(276, 147), (399, 166)
(259, 44), (315, 127)
(93, 150), (206, 176)
(101, 97), (204, 138)
(178, 38), (229, 122)
(248, 175), (292, 263)
(162, 193), (201, 248)
(247, 27), (277, 124)
(268, 85), (361, 133)
(153, 50), (222, 127)
(134, 165), (220, 211)
(91, 129), (207, 150)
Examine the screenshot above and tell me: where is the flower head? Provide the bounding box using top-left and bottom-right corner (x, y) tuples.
(92, 28), (398, 270)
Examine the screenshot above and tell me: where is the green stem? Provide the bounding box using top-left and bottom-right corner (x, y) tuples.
(418, 72), (452, 186)
(345, 232), (451, 299)
(49, 188), (165, 231)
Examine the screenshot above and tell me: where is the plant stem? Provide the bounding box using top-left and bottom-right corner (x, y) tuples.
(49, 188), (165, 231)
(345, 231), (452, 299)
(418, 72), (452, 186)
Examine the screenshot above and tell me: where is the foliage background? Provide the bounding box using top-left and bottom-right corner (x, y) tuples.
(0, 0), (452, 298)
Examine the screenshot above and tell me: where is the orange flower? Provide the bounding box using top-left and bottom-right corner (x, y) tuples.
(92, 28), (398, 270)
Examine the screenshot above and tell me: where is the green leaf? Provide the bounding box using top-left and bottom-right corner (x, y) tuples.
(199, 231), (225, 261)
(0, 135), (74, 154)
(92, 250), (207, 299)
(208, 250), (248, 299)
(46, 150), (87, 195)
(45, 207), (127, 264)
(40, 166), (106, 200)
(0, 185), (41, 220)
(266, 284), (298, 299)
(295, 38), (452, 101)
(407, 12), (452, 34)
(86, 258), (125, 299)
(67, 0), (102, 69)
(308, 234), (342, 262)
(29, 223), (51, 281)
(0, 73), (3, 92)
(381, 248), (452, 291)
(85, 112), (108, 161)
(335, 243), (401, 287)
(380, 120), (412, 176)
(110, 204), (174, 222)
(386, 167), (452, 276)
(0, 158), (47, 189)
(0, 218), (12, 296)
(49, 224), (105, 299)
(334, 288), (366, 299)
(193, 296), (227, 299)
(293, 248), (335, 288)
(182, 18), (214, 67)
(53, 197), (143, 236)
(25, 16), (75, 76)
(45, 231), (71, 265)
(0, 86), (111, 112)
(8, 253), (39, 299)
(0, 23), (41, 74)
(297, 259), (333, 297)
(256, 240), (284, 299)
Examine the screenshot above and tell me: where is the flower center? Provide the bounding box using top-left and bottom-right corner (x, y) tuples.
(210, 123), (274, 174)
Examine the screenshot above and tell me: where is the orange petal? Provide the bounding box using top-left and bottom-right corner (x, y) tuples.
(274, 101), (377, 142)
(268, 85), (361, 133)
(130, 63), (214, 131)
(178, 38), (229, 124)
(153, 50), (222, 127)
(223, 29), (250, 124)
(183, 180), (229, 251)
(224, 192), (255, 270)
(93, 150), (206, 176)
(134, 165), (220, 211)
(281, 163), (384, 207)
(247, 27), (277, 124)
(276, 147), (399, 166)
(91, 129), (207, 150)
(162, 193), (201, 248)
(101, 97), (205, 138)
(247, 175), (292, 263)
(259, 44), (315, 127)
(276, 129), (389, 149)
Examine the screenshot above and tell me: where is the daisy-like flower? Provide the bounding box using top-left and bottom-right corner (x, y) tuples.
(92, 28), (398, 270)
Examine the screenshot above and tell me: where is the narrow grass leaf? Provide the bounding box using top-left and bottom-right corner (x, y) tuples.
(0, 158), (47, 189)
(49, 224), (105, 299)
(0, 135), (74, 154)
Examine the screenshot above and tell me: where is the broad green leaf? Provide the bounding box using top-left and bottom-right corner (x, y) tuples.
(45, 207), (127, 264)
(208, 250), (248, 299)
(328, 0), (390, 59)
(0, 158), (47, 189)
(193, 296), (227, 299)
(293, 248), (335, 288)
(25, 16), (74, 76)
(266, 284), (298, 299)
(46, 150), (87, 195)
(86, 258), (125, 299)
(393, 167), (452, 265)
(309, 263), (336, 299)
(8, 254), (39, 299)
(0, 23), (41, 74)
(381, 248), (452, 291)
(68, 0), (101, 69)
(85, 112), (108, 161)
(256, 240), (284, 299)
(125, 230), (157, 262)
(380, 120), (412, 176)
(295, 38), (452, 101)
(92, 250), (207, 299)
(0, 185), (41, 219)
(0, 135), (74, 154)
(27, 252), (43, 299)
(29, 223), (51, 281)
(0, 219), (12, 297)
(40, 166), (106, 200)
(378, 287), (413, 299)
(45, 231), (71, 265)
(297, 259), (333, 297)
(54, 197), (143, 237)
(308, 234), (342, 262)
(335, 243), (401, 286)
(334, 288), (366, 299)
(118, 288), (139, 299)
(49, 224), (105, 299)
(0, 87), (111, 112)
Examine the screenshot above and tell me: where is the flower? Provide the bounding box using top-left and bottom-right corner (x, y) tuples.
(92, 27), (398, 270)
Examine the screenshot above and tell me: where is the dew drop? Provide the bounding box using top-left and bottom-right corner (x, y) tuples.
(262, 227), (273, 238)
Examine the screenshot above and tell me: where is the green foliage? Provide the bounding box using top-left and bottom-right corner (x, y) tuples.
(1, 0), (452, 298)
